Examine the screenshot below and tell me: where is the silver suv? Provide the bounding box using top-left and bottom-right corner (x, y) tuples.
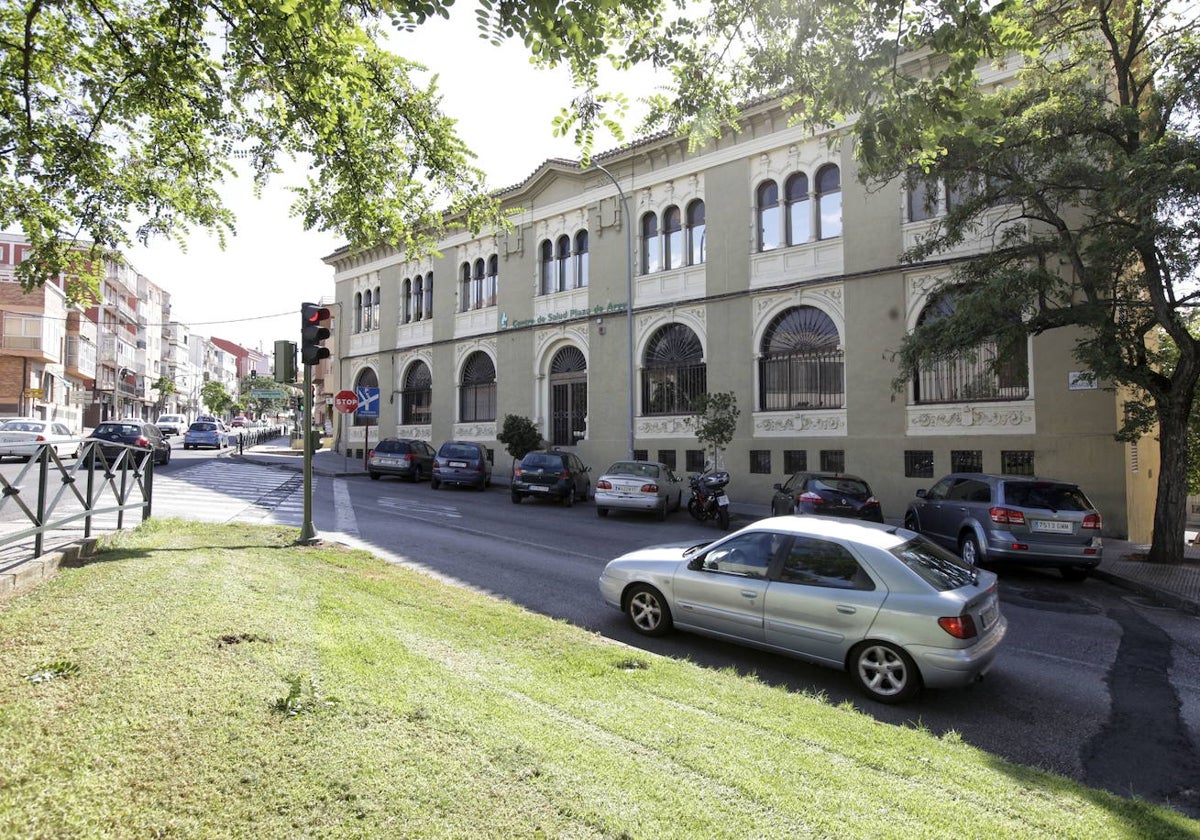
(904, 473), (1103, 581)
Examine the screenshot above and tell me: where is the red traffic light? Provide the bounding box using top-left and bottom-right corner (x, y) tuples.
(300, 302), (332, 366)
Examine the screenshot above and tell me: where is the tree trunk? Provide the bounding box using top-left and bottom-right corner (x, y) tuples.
(1148, 395), (1192, 564)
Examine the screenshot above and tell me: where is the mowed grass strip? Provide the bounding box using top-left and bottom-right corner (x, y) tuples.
(0, 520), (1194, 839)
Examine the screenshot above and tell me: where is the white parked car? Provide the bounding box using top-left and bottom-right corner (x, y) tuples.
(0, 419), (79, 460)
(155, 414), (187, 436)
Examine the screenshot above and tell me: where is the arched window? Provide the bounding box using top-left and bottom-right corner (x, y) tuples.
(913, 294), (1029, 404)
(485, 256), (498, 306)
(549, 346), (587, 446)
(459, 351), (496, 422)
(354, 292), (363, 332)
(424, 272), (433, 318)
(353, 367), (379, 427)
(641, 324), (706, 416)
(641, 212), (660, 274)
(758, 307), (844, 411)
(816, 164), (842, 239)
(363, 289), (373, 331)
(785, 173), (811, 245)
(373, 285), (381, 328)
(540, 239), (555, 295)
(574, 232), (589, 288)
(555, 234), (572, 292)
(459, 262), (471, 312)
(472, 259), (485, 310)
(412, 276), (424, 321)
(402, 279), (412, 323)
(757, 180), (781, 251)
(663, 206), (683, 270)
(686, 200), (706, 265)
(401, 361), (432, 425)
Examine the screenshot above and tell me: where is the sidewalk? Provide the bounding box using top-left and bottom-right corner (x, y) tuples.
(234, 436), (1200, 617)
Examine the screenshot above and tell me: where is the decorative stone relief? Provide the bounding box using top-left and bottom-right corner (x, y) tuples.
(454, 338), (497, 370)
(394, 426), (432, 441)
(753, 410), (848, 437)
(534, 325), (588, 361)
(906, 402), (1036, 436)
(452, 422), (497, 440)
(636, 416), (695, 438)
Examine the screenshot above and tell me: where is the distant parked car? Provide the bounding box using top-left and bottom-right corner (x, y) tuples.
(183, 421), (225, 451)
(368, 438), (436, 482)
(0, 419), (79, 460)
(904, 473), (1103, 581)
(88, 420), (171, 466)
(155, 414), (187, 437)
(770, 471), (883, 522)
(431, 440), (492, 491)
(230, 416), (248, 428)
(594, 460), (684, 521)
(599, 516), (1006, 704)
(511, 450), (591, 506)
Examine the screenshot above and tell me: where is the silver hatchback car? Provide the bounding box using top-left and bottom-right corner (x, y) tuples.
(599, 517), (1006, 704)
(904, 473), (1103, 581)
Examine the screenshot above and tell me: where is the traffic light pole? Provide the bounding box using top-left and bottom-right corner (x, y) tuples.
(299, 363), (318, 544)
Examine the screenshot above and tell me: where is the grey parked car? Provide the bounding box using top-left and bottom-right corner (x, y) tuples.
(904, 473), (1103, 581)
(368, 438), (436, 482)
(599, 516), (1006, 704)
(431, 440), (492, 490)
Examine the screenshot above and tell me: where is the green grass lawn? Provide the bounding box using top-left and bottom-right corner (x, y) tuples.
(0, 520), (1195, 839)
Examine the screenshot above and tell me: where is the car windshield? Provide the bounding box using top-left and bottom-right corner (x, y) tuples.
(1003, 481), (1093, 512)
(189, 423), (217, 432)
(890, 537), (978, 591)
(811, 477), (870, 498)
(96, 423), (141, 436)
(375, 441), (406, 454)
(522, 453), (564, 469)
(606, 462), (659, 479)
(0, 421), (42, 432)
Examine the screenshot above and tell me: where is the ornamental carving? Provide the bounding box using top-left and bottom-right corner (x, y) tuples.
(454, 338), (497, 369)
(753, 410), (848, 436)
(906, 403), (1035, 436)
(452, 422), (497, 439)
(636, 416), (695, 437)
(394, 426), (432, 441)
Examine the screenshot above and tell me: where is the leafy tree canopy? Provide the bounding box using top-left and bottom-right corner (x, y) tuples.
(686, 391), (739, 469)
(496, 414), (544, 462)
(1, 0), (659, 298)
(200, 380), (233, 416)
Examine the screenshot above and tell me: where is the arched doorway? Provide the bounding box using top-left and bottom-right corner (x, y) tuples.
(549, 346), (587, 446)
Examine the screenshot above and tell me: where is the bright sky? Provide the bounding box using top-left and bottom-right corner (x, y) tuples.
(129, 13), (635, 351)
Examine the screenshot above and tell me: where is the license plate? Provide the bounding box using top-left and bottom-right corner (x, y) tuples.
(449, 460), (467, 468)
(980, 600), (999, 630)
(1031, 519), (1073, 533)
(716, 495), (729, 506)
(529, 486), (549, 492)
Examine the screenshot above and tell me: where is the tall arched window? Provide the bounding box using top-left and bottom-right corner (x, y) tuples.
(540, 239), (555, 295)
(640, 212), (660, 274)
(401, 361), (432, 425)
(913, 294), (1029, 404)
(373, 285), (381, 328)
(573, 232), (589, 287)
(354, 292), (363, 332)
(353, 367), (379, 427)
(363, 289), (373, 331)
(424, 272), (433, 317)
(402, 279), (412, 323)
(785, 173), (811, 245)
(816, 164), (842, 239)
(757, 180), (781, 251)
(459, 351), (496, 422)
(663, 206), (683, 270)
(459, 262), (471, 312)
(412, 276), (424, 321)
(641, 324), (706, 416)
(686, 200), (706, 265)
(549, 346), (587, 446)
(485, 256), (498, 305)
(472, 259), (485, 309)
(555, 235), (572, 292)
(758, 307), (844, 411)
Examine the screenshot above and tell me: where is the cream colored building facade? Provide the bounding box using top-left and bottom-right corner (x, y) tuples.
(325, 96), (1157, 540)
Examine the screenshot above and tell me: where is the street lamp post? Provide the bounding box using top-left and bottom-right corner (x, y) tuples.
(591, 161), (636, 460)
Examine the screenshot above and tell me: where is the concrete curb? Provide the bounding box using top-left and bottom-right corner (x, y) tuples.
(0, 536), (100, 603)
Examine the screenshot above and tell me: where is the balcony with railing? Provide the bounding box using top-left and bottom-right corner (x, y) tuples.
(99, 335), (137, 369)
(65, 335), (98, 380)
(1, 311), (63, 362)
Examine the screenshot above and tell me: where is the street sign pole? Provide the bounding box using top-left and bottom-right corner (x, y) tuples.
(299, 364), (317, 544)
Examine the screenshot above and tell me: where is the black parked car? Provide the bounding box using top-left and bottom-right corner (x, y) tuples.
(511, 449), (592, 506)
(770, 471), (883, 522)
(88, 420), (171, 466)
(368, 438), (436, 482)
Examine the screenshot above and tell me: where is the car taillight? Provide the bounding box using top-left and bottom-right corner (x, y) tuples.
(990, 506), (1026, 526)
(799, 491), (824, 504)
(433, 458), (442, 468)
(938, 615), (978, 639)
(864, 497), (880, 508)
(35, 434), (46, 442)
(596, 479), (612, 490)
(559, 470), (570, 479)
(475, 461), (485, 472)
(641, 483), (659, 494)
(368, 449), (375, 458)
(514, 465), (523, 477)
(1082, 513), (1102, 530)
(135, 436), (149, 447)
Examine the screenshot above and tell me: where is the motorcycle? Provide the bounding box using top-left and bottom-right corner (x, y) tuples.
(687, 469), (731, 530)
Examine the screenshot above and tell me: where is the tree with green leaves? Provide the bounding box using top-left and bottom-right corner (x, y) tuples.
(628, 0), (1200, 564)
(1, 0), (656, 298)
(200, 381), (233, 418)
(150, 376), (177, 415)
(496, 414), (545, 471)
(686, 391), (739, 472)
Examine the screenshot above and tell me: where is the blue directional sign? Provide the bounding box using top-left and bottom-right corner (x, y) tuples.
(355, 386), (380, 418)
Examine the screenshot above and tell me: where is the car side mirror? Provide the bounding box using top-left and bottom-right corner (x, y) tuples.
(773, 483), (783, 491)
(915, 489), (927, 498)
(687, 556), (705, 571)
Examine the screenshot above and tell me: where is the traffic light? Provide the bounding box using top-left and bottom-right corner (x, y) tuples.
(273, 340), (297, 383)
(300, 303), (332, 366)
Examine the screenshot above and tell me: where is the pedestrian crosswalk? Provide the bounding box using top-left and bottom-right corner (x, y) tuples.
(147, 462), (306, 525)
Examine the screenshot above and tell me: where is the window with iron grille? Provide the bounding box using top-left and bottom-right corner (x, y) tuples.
(783, 449), (807, 473)
(820, 449), (845, 473)
(550, 347), (587, 446)
(401, 361), (432, 425)
(913, 293), (1028, 404)
(951, 450), (983, 473)
(904, 450), (934, 478)
(1001, 450), (1035, 475)
(657, 449), (677, 470)
(758, 306), (844, 410)
(641, 324), (706, 415)
(750, 450), (771, 474)
(634, 449), (648, 462)
(686, 449), (706, 472)
(459, 351), (496, 422)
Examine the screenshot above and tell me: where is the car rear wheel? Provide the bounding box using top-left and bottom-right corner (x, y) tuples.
(903, 513), (918, 531)
(1060, 566), (1093, 581)
(370, 472), (380, 480)
(959, 533), (981, 566)
(849, 641), (920, 704)
(511, 491), (522, 504)
(410, 466), (423, 483)
(597, 507), (608, 518)
(564, 486), (575, 507)
(625, 584), (672, 636)
(431, 477), (441, 490)
(656, 499), (667, 521)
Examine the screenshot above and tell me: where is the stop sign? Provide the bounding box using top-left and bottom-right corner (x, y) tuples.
(333, 390), (358, 413)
